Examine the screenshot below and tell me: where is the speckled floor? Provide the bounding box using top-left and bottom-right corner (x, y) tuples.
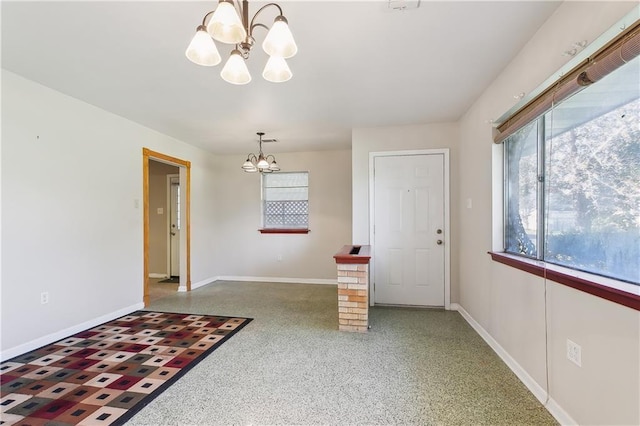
(128, 281), (557, 425)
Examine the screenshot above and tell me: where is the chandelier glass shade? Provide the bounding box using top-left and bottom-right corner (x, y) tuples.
(262, 16), (297, 58)
(207, 0), (246, 44)
(185, 26), (221, 66)
(243, 132), (280, 173)
(262, 55), (292, 83)
(221, 49), (252, 85)
(186, 0), (297, 85)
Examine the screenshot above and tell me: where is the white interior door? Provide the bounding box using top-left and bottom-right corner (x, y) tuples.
(169, 175), (180, 277)
(373, 154), (445, 306)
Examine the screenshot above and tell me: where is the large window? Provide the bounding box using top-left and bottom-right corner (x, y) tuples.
(262, 172), (309, 230)
(504, 56), (639, 285)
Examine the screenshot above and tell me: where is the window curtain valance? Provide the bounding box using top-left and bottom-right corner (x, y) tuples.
(493, 19), (640, 144)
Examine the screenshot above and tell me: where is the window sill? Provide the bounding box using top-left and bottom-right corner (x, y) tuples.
(489, 252), (640, 311)
(259, 228), (310, 234)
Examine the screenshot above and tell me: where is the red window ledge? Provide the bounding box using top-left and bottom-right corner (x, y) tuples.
(259, 228), (310, 234)
(489, 252), (640, 311)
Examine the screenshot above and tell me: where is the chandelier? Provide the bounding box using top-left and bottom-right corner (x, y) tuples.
(242, 132), (280, 173)
(185, 0), (298, 85)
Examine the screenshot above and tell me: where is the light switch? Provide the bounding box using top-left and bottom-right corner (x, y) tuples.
(466, 198), (472, 209)
(157, 208), (164, 215)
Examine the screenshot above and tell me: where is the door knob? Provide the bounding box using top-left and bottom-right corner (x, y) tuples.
(436, 240), (443, 245)
(436, 229), (442, 234)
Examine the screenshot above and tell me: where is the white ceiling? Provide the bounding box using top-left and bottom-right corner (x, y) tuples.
(1, 1), (561, 154)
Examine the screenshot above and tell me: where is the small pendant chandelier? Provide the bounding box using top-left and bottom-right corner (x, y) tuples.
(242, 132), (280, 173)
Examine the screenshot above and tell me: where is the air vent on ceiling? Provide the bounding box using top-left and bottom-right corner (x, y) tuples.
(388, 0), (420, 11)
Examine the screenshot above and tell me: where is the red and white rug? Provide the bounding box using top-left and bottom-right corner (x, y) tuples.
(1, 311), (252, 425)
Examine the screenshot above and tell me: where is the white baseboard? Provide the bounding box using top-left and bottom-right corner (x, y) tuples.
(451, 303), (577, 426)
(190, 276), (218, 290)
(179, 276), (337, 292)
(452, 304), (548, 402)
(148, 273), (168, 278)
(546, 397), (578, 426)
(173, 275), (337, 293)
(216, 276), (338, 285)
(0, 302), (145, 361)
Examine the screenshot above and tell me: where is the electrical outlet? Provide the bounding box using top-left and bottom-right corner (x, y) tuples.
(41, 292), (49, 305)
(277, 254), (283, 262)
(567, 339), (582, 367)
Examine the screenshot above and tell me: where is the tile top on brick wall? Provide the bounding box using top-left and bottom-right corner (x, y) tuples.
(333, 245), (371, 264)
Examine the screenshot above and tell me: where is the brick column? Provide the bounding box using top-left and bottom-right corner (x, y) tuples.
(333, 245), (371, 333)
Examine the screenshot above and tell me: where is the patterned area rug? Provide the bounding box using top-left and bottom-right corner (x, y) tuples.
(0, 311), (252, 425)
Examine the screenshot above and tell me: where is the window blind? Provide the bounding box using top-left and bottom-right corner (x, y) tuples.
(493, 19), (640, 144)
(262, 172), (309, 229)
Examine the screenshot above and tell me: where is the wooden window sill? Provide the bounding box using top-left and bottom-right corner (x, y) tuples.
(488, 252), (640, 311)
(259, 229), (310, 234)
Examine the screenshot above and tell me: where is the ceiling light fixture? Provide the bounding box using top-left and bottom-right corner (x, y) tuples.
(242, 132), (280, 173)
(186, 0), (297, 85)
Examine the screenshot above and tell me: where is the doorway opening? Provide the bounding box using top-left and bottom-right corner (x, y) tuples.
(143, 148), (191, 306)
(167, 174), (180, 280)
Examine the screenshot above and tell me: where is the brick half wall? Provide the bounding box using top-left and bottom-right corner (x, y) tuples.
(337, 264), (369, 332)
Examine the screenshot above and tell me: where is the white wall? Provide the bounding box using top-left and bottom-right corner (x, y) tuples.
(352, 123), (460, 302)
(212, 150), (352, 281)
(458, 2), (639, 424)
(0, 71), (221, 355)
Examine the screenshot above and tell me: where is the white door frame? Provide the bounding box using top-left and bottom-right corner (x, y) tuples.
(166, 174), (179, 278)
(369, 149), (451, 310)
